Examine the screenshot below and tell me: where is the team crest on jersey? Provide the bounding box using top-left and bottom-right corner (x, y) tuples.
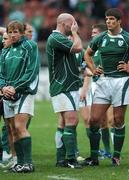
(101, 39), (107, 47)
(118, 40), (124, 46)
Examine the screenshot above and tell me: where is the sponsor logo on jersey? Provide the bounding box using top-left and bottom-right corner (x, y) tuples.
(110, 39), (115, 42)
(118, 40), (124, 46)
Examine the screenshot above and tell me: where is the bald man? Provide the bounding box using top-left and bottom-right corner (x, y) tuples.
(46, 13), (83, 168)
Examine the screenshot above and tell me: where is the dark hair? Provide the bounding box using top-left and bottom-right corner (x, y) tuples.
(23, 23), (27, 31)
(105, 8), (122, 20)
(23, 23), (32, 31)
(92, 24), (107, 32)
(7, 20), (25, 34)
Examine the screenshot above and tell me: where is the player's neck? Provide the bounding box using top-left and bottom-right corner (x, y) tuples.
(108, 27), (122, 35)
(56, 25), (65, 35)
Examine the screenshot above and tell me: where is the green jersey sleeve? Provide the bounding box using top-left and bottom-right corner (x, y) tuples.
(89, 32), (107, 52)
(49, 32), (73, 52)
(13, 41), (40, 92)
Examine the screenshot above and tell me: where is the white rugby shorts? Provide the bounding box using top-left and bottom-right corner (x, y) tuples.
(93, 76), (129, 107)
(3, 94), (35, 118)
(51, 91), (80, 113)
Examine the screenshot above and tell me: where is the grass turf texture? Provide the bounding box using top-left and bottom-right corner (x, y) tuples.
(0, 100), (129, 180)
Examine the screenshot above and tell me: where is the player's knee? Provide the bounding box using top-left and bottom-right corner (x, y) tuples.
(89, 115), (100, 127)
(15, 125), (27, 137)
(84, 119), (89, 127)
(66, 116), (78, 125)
(83, 116), (90, 124)
(101, 120), (108, 128)
(114, 115), (124, 128)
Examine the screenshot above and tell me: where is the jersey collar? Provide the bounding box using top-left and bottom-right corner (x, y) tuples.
(107, 28), (123, 36)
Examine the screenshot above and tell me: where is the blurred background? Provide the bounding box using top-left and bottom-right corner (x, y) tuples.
(1, 0), (129, 99)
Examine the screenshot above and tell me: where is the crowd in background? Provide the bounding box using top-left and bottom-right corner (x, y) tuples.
(0, 0), (129, 65)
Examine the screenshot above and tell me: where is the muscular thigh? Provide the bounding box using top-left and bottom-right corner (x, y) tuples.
(90, 104), (110, 124)
(57, 113), (65, 128)
(106, 106), (114, 127)
(62, 111), (78, 126)
(80, 106), (91, 123)
(15, 113), (30, 129)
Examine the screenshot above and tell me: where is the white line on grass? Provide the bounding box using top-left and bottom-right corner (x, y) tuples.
(47, 175), (79, 180)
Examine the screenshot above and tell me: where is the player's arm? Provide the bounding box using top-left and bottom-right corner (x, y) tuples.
(70, 21), (82, 53)
(84, 46), (96, 74)
(80, 76), (91, 101)
(85, 67), (93, 77)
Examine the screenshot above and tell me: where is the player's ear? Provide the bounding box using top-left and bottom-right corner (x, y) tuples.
(118, 19), (121, 25)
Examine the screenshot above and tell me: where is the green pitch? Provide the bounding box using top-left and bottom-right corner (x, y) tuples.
(0, 100), (129, 180)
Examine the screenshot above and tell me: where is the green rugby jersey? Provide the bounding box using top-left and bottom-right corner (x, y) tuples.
(90, 30), (129, 77)
(0, 36), (40, 94)
(46, 31), (81, 97)
(93, 50), (101, 67)
(92, 50), (101, 82)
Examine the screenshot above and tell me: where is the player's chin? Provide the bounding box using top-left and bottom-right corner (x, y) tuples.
(107, 26), (112, 30)
(12, 39), (17, 43)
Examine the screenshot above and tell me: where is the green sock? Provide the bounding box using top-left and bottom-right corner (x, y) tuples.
(63, 126), (76, 160)
(110, 127), (115, 144)
(101, 128), (110, 153)
(74, 127), (79, 156)
(111, 127), (115, 133)
(1, 125), (10, 153)
(20, 136), (32, 164)
(14, 140), (24, 165)
(89, 126), (101, 160)
(55, 128), (66, 162)
(113, 126), (125, 158)
(86, 128), (90, 138)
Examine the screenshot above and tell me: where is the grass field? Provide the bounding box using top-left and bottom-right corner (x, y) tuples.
(0, 100), (129, 180)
